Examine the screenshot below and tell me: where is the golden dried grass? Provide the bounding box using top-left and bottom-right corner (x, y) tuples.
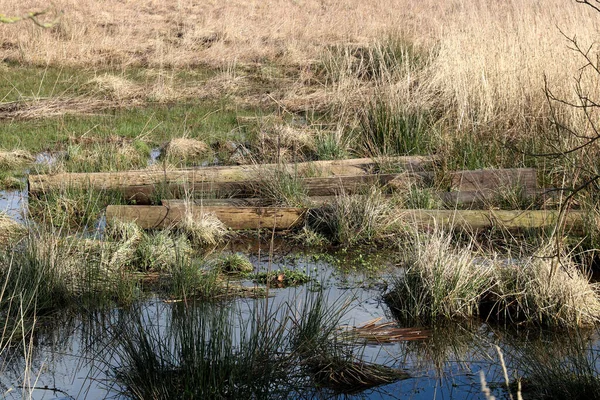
(161, 138), (210, 161)
(0, 149), (34, 169)
(2, 0), (599, 146)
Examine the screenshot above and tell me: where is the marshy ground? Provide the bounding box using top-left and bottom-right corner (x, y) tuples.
(2, 1), (600, 399)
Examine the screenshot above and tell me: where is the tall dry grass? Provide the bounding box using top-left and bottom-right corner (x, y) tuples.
(2, 0), (600, 157)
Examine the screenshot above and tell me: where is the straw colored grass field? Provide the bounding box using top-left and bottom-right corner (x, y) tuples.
(2, 1), (598, 164)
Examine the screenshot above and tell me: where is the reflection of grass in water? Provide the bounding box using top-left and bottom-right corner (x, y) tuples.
(504, 329), (600, 400)
(106, 291), (408, 398)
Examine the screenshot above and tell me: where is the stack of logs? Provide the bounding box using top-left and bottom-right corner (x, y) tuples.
(27, 156), (583, 232)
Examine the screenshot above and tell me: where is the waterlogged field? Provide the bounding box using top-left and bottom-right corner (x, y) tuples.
(2, 251), (599, 400)
(2, 1), (600, 399)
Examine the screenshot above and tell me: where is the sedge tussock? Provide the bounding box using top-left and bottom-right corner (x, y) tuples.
(160, 138), (210, 162)
(0, 212), (26, 245)
(178, 210), (228, 247)
(493, 246), (600, 327)
(85, 74), (143, 101)
(0, 150), (34, 170)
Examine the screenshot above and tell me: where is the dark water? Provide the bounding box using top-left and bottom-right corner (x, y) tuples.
(0, 250), (598, 399)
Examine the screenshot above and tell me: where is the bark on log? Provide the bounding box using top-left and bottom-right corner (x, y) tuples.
(29, 156), (435, 195)
(449, 168), (537, 192)
(107, 204), (585, 233)
(398, 209), (585, 231)
(106, 205), (306, 230)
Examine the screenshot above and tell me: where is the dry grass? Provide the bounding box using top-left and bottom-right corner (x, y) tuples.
(0, 150), (34, 169)
(0, 97), (130, 120)
(161, 138), (210, 163)
(0, 212), (26, 245)
(493, 246), (600, 327)
(85, 74), (143, 101)
(1, 0), (597, 148)
(178, 208), (228, 247)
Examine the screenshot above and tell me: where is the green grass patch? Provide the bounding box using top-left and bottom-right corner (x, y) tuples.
(250, 267), (312, 287)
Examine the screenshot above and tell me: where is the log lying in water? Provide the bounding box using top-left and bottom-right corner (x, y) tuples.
(107, 204), (585, 233)
(399, 209), (585, 232)
(105, 205), (307, 230)
(28, 155), (436, 195)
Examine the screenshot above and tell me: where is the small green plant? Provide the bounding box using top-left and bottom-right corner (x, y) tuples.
(213, 253), (254, 274)
(250, 267), (312, 287)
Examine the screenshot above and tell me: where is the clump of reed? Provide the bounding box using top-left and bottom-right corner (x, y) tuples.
(107, 290), (405, 399)
(177, 210), (229, 247)
(253, 167), (308, 207)
(492, 246), (600, 327)
(385, 231), (600, 328)
(308, 187), (397, 246)
(385, 231), (494, 322)
(160, 137), (212, 166)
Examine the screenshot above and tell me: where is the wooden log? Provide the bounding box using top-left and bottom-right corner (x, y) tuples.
(105, 173), (425, 204)
(105, 205), (306, 230)
(396, 209), (586, 231)
(107, 203), (586, 233)
(28, 156), (435, 195)
(162, 197), (336, 208)
(450, 168), (537, 192)
(161, 188), (558, 209)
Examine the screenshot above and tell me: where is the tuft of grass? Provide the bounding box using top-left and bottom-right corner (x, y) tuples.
(29, 187), (126, 230)
(308, 187), (396, 246)
(359, 96), (433, 157)
(0, 228), (142, 316)
(212, 253), (254, 274)
(314, 129), (351, 160)
(0, 212), (26, 247)
(491, 245), (600, 327)
(160, 137), (212, 167)
(0, 149), (34, 170)
(56, 140), (150, 173)
(385, 230), (494, 322)
(136, 230), (193, 272)
(253, 167), (308, 207)
(386, 232), (600, 328)
(177, 210), (229, 247)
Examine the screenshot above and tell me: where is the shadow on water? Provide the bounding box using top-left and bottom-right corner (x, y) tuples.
(0, 251), (599, 399)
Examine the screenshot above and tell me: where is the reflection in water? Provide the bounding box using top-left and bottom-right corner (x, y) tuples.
(0, 253), (598, 399)
(0, 189), (26, 223)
